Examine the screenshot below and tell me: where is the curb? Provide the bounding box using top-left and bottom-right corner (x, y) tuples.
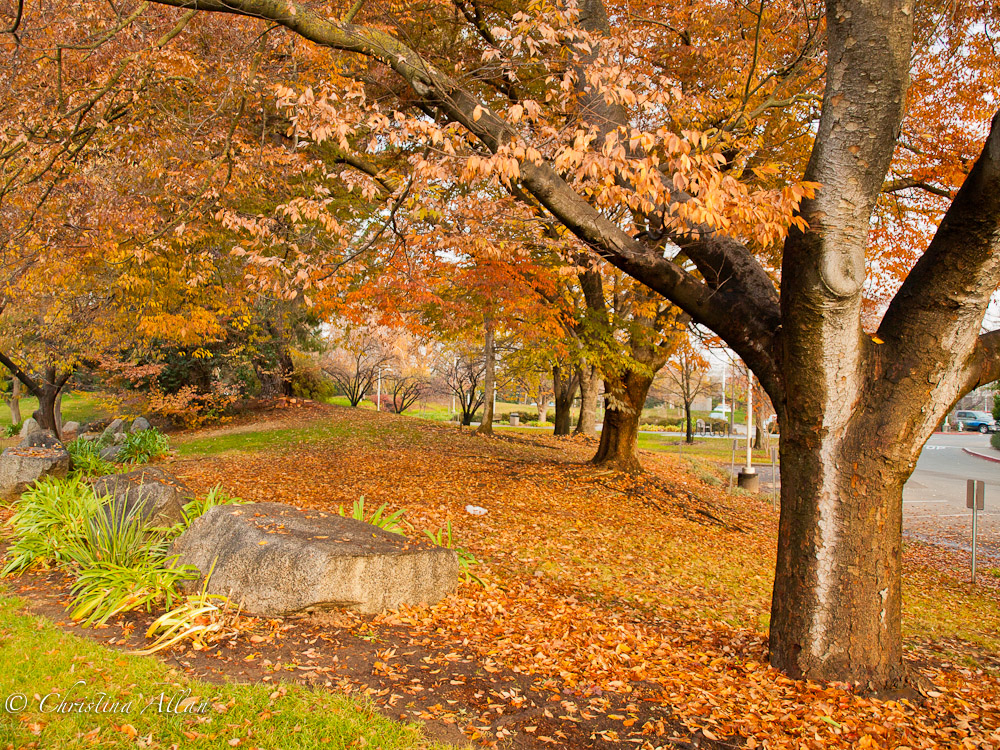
(962, 447), (1000, 464)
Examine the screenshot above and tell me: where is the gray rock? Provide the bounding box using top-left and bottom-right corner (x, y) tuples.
(62, 421), (81, 435)
(171, 502), (460, 616)
(19, 430), (63, 450)
(113, 432), (126, 445)
(18, 418), (39, 439)
(80, 432), (101, 442)
(130, 417), (151, 433)
(99, 444), (123, 462)
(0, 446), (71, 501)
(101, 418), (126, 439)
(90, 467), (191, 527)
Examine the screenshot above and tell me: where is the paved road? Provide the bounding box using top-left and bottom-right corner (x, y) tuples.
(903, 433), (1000, 557)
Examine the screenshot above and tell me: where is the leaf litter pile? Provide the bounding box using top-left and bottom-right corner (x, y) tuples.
(8, 402), (1000, 749)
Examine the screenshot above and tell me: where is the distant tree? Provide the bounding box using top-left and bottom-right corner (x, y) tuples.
(438, 350), (487, 427)
(663, 338), (712, 444)
(322, 326), (391, 408)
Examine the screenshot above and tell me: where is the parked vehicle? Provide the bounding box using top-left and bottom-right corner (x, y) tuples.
(954, 410), (997, 433)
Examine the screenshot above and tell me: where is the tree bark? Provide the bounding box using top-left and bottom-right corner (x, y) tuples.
(769, 419), (910, 687)
(574, 362), (599, 435)
(476, 315), (496, 436)
(592, 369), (652, 472)
(684, 399), (693, 444)
(34, 385), (61, 438)
(552, 364), (578, 436)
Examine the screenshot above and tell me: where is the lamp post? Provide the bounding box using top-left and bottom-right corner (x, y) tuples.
(737, 369), (759, 491)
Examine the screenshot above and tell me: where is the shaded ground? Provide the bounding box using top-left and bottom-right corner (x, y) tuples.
(5, 401), (1000, 749)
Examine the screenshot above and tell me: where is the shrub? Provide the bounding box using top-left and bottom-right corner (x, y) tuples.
(424, 521), (483, 586)
(118, 427), (170, 464)
(289, 354), (336, 402)
(338, 496), (409, 534)
(66, 438), (117, 476)
(2, 475), (197, 629)
(991, 432), (1000, 451)
(2, 476), (102, 575)
(3, 420), (23, 438)
(62, 500), (196, 627)
(173, 485), (245, 535)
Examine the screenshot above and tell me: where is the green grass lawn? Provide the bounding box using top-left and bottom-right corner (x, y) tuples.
(173, 418), (419, 457)
(2, 391), (108, 430)
(0, 593), (444, 750)
(636, 432), (776, 463)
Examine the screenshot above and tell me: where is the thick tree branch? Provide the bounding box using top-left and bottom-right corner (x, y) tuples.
(879, 111), (1000, 391)
(0, 350), (41, 398)
(146, 0), (782, 391)
(966, 329), (1000, 393)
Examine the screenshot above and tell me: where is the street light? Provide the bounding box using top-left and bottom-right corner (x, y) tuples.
(738, 369), (759, 491)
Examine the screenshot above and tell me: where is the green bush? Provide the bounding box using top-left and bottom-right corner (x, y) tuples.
(2, 475), (198, 628)
(118, 427), (170, 464)
(173, 484), (245, 535)
(1, 475), (101, 575)
(289, 353), (336, 401)
(66, 437), (117, 476)
(991, 432), (1000, 451)
(3, 420), (23, 438)
(61, 500), (196, 626)
(338, 496), (409, 534)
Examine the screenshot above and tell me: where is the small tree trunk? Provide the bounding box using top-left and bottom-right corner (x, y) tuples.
(552, 365), (577, 436)
(592, 369), (653, 472)
(54, 391), (64, 434)
(537, 393), (549, 425)
(574, 362), (598, 435)
(477, 316), (496, 436)
(278, 347), (295, 397)
(684, 400), (694, 443)
(7, 378), (21, 424)
(34, 386), (60, 439)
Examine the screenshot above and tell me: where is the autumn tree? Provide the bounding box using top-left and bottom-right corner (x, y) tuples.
(663, 337), (711, 444)
(322, 325), (391, 407)
(73, 0), (1000, 688)
(438, 348), (487, 426)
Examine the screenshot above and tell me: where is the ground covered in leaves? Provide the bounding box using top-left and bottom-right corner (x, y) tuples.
(7, 400), (1000, 749)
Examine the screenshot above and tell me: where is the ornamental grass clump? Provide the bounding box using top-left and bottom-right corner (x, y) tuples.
(0, 476), (236, 641)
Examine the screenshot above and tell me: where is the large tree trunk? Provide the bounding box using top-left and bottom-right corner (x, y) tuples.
(574, 362), (598, 435)
(34, 385), (61, 438)
(7, 377), (20, 424)
(769, 415), (912, 688)
(552, 364), (577, 436)
(476, 316), (496, 436)
(592, 369), (652, 472)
